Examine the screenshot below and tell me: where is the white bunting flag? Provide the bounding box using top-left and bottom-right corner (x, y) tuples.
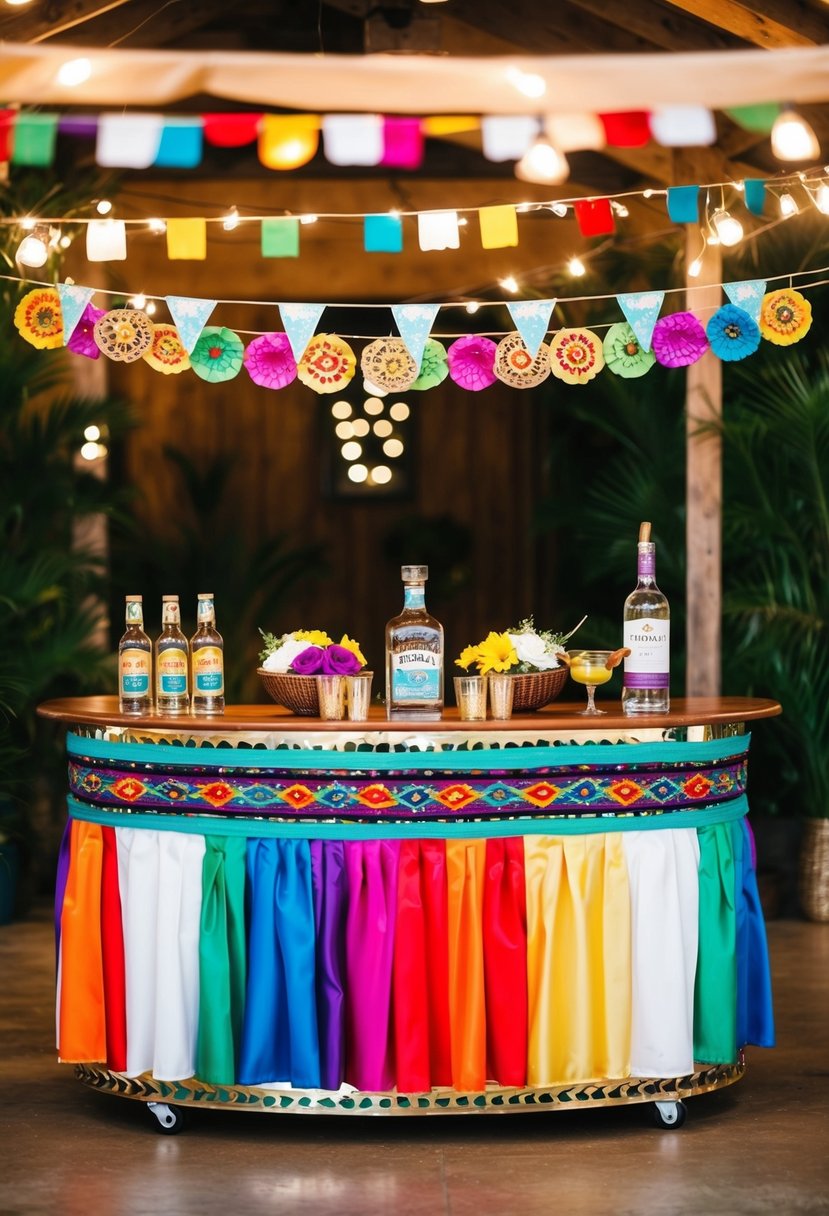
(723, 279), (767, 324)
(86, 220), (127, 262)
(417, 211), (460, 252)
(507, 299), (557, 359)
(165, 296), (217, 354)
(57, 283), (94, 342)
(392, 304), (440, 371)
(96, 114), (164, 168)
(279, 303), (326, 361)
(322, 114), (383, 166)
(617, 291), (666, 352)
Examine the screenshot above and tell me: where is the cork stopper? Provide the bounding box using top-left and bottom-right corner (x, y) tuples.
(638, 521), (652, 543)
(162, 594), (179, 602)
(125, 594), (142, 602)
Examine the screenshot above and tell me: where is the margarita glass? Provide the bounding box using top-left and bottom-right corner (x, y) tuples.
(568, 649), (621, 716)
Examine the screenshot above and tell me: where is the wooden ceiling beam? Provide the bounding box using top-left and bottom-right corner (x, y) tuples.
(0, 1), (134, 44)
(564, 0), (744, 51)
(660, 0), (829, 48)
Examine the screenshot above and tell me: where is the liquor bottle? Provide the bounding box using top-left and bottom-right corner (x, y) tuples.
(155, 595), (190, 714)
(622, 521), (670, 715)
(385, 565), (444, 720)
(191, 593), (225, 715)
(118, 595), (152, 715)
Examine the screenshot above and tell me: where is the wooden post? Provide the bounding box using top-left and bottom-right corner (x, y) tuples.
(685, 227), (722, 696)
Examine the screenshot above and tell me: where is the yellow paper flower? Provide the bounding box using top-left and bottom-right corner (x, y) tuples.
(455, 645), (482, 671)
(759, 289), (812, 346)
(476, 631), (518, 675)
(14, 288), (63, 349)
(338, 634), (366, 666)
(295, 629), (333, 647)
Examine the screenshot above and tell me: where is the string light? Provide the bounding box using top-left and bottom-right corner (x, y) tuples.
(551, 202), (569, 217)
(711, 209), (743, 247)
(499, 275), (519, 293)
(147, 218), (167, 233)
(129, 293), (147, 309)
(16, 227), (49, 267)
(688, 257), (703, 278)
(779, 192), (799, 217)
(222, 207), (240, 231)
(814, 184), (829, 215)
(567, 256), (586, 277)
(299, 213), (318, 225)
(96, 200), (112, 216)
(515, 136), (568, 185)
(465, 301), (480, 314)
(771, 107), (820, 162)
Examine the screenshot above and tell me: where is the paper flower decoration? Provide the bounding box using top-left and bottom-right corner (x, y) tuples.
(494, 332), (551, 388)
(297, 334), (356, 394)
(447, 335), (497, 391)
(759, 288), (812, 346)
(603, 322), (656, 379)
(243, 332), (297, 390)
(651, 312), (708, 368)
(14, 288), (63, 349)
(190, 326), (245, 383)
(94, 308), (154, 363)
(144, 324), (190, 375)
(706, 304), (761, 362)
(549, 329), (604, 384)
(410, 338), (448, 391)
(66, 303), (106, 360)
(361, 337), (418, 392)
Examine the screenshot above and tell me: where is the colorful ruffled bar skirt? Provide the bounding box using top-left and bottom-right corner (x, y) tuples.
(57, 732), (774, 1093)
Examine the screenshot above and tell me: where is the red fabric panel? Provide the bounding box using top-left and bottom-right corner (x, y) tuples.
(393, 841), (431, 1091)
(483, 837), (528, 1086)
(421, 840), (452, 1085)
(0, 110), (15, 161)
(574, 198), (615, 237)
(599, 111), (651, 148)
(202, 112), (262, 147)
(100, 826), (127, 1072)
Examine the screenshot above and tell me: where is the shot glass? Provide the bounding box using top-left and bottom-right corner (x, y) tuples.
(317, 674), (346, 721)
(346, 671), (374, 721)
(488, 673), (515, 720)
(454, 675), (487, 721)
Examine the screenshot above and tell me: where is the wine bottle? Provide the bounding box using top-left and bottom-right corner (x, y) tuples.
(191, 593), (225, 715)
(622, 521), (670, 715)
(118, 595), (152, 715)
(155, 595), (190, 714)
(385, 565), (444, 720)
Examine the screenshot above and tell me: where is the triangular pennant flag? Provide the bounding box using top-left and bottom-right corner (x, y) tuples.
(507, 299), (557, 359)
(723, 279), (767, 324)
(617, 291), (665, 352)
(391, 304), (440, 371)
(165, 296), (217, 354)
(279, 303), (325, 361)
(57, 284), (95, 343)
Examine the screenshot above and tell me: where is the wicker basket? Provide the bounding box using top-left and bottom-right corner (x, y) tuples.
(258, 669), (321, 716)
(799, 818), (829, 922)
(509, 666), (569, 712)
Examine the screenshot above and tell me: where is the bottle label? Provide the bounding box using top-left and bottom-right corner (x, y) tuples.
(198, 598), (215, 624)
(637, 547), (656, 579)
(391, 649), (440, 701)
(125, 600), (143, 625)
(193, 645), (224, 694)
(158, 647), (188, 695)
(120, 648), (150, 696)
(162, 601), (181, 626)
(403, 586), (426, 610)
(623, 619), (670, 688)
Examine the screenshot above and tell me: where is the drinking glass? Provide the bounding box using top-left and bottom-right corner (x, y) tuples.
(487, 673), (515, 720)
(454, 675), (487, 721)
(345, 671), (373, 721)
(317, 674), (346, 720)
(567, 650), (616, 716)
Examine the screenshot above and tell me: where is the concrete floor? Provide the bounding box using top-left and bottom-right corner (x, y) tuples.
(1, 906), (827, 1216)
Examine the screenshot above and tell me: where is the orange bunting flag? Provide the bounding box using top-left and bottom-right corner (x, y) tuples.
(258, 115), (320, 170)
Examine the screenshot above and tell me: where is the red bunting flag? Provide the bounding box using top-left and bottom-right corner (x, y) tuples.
(599, 111), (651, 148)
(574, 198), (615, 237)
(202, 112), (262, 148)
(0, 110), (16, 161)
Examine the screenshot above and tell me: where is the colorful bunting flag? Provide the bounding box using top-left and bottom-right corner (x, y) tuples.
(166, 218), (207, 260)
(574, 198), (615, 237)
(364, 214), (403, 253)
(726, 104), (780, 134)
(202, 113), (262, 147)
(86, 220), (127, 262)
(617, 291), (665, 352)
(545, 113), (605, 152)
(96, 114), (163, 168)
(479, 205), (518, 249)
(57, 284), (95, 342)
(154, 119), (204, 169)
(258, 114), (319, 170)
(322, 114), (383, 166)
(11, 113), (58, 166)
(392, 304), (440, 371)
(279, 303), (326, 361)
(381, 117), (424, 169)
(261, 218), (300, 258)
(649, 106), (716, 147)
(0, 110), (15, 161)
(418, 211), (460, 251)
(599, 111), (650, 148)
(480, 115), (539, 162)
(743, 179), (767, 217)
(667, 186), (700, 224)
(507, 299), (557, 359)
(165, 296), (217, 354)
(723, 279), (767, 324)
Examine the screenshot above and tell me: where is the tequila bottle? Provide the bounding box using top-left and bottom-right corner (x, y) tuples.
(622, 522), (670, 715)
(155, 595), (190, 714)
(191, 593), (225, 715)
(385, 565), (444, 720)
(118, 595), (152, 715)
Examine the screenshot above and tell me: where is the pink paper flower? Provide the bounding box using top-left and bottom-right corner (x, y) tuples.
(243, 331), (297, 390)
(652, 312), (709, 368)
(447, 335), (498, 391)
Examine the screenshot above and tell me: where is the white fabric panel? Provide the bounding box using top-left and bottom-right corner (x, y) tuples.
(623, 828), (700, 1078)
(481, 115), (539, 161)
(417, 211), (460, 251)
(117, 827), (160, 1077)
(322, 114), (383, 166)
(153, 832), (205, 1081)
(95, 114), (163, 168)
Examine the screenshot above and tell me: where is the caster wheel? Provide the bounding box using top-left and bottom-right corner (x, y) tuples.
(652, 1099), (686, 1129)
(147, 1102), (187, 1135)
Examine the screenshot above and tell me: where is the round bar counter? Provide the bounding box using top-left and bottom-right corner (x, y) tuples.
(40, 696), (779, 1131)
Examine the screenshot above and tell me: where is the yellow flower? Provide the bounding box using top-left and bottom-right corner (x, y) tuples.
(295, 629), (333, 647)
(338, 634), (366, 666)
(455, 645), (482, 671)
(476, 631), (518, 674)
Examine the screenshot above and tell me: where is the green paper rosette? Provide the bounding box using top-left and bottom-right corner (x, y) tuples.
(410, 338), (449, 391)
(603, 323), (656, 379)
(190, 326), (245, 383)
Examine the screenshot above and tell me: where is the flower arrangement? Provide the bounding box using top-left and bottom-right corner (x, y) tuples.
(456, 615), (586, 675)
(259, 628), (366, 676)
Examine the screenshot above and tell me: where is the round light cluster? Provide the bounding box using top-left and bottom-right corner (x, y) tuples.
(329, 396), (408, 489)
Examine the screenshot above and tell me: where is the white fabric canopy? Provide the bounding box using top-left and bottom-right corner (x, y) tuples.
(1, 40), (828, 112)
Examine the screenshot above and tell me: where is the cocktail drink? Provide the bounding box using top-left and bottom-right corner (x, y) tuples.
(568, 649), (628, 715)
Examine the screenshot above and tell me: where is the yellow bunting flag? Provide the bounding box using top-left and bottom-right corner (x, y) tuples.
(422, 115), (480, 137)
(258, 115), (320, 170)
(478, 204), (519, 250)
(166, 218), (207, 260)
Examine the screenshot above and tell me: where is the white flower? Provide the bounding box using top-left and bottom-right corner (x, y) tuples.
(507, 631), (560, 670)
(261, 636), (309, 673)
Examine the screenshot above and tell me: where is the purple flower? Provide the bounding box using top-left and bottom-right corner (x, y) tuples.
(321, 644), (361, 675)
(290, 645), (326, 675)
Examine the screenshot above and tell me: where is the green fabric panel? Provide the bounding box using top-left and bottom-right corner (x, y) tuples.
(694, 822), (737, 1064)
(67, 730), (750, 773)
(11, 113), (58, 165)
(67, 792), (749, 840)
(196, 835), (247, 1084)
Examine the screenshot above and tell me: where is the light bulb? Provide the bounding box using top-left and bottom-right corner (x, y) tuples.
(341, 441), (362, 461)
(815, 184), (829, 214)
(612, 202), (629, 217)
(59, 235), (72, 249)
(222, 207), (239, 231)
(465, 301), (480, 314)
(499, 275), (519, 293)
(389, 402), (409, 421)
(779, 192), (799, 217)
(551, 201), (569, 218)
(83, 425), (101, 441)
(348, 464), (368, 484)
(711, 209), (743, 247)
(688, 257), (702, 278)
(771, 108), (820, 162)
(515, 136), (569, 185)
(299, 213), (318, 225)
(148, 218), (167, 234)
(16, 230), (48, 267)
(372, 465), (393, 485)
(56, 57), (91, 87)
(129, 294), (147, 309)
(567, 256), (586, 277)
(146, 301), (157, 316)
(96, 199), (112, 215)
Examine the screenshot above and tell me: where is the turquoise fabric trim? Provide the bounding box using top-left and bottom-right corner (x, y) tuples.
(66, 793), (749, 841)
(67, 731), (750, 772)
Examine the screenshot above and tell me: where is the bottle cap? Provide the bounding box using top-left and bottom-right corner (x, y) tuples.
(401, 565), (428, 582)
(125, 594), (142, 602)
(162, 595), (179, 602)
(197, 593), (213, 599)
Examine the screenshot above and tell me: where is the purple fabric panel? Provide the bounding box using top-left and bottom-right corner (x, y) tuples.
(54, 819), (72, 973)
(310, 839), (348, 1090)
